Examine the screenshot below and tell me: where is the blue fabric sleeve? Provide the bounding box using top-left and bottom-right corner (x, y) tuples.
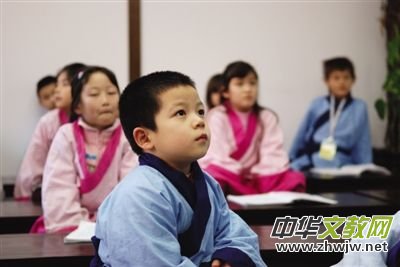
(96, 177), (196, 267)
(211, 183), (267, 267)
(351, 101), (372, 164)
(289, 103), (314, 170)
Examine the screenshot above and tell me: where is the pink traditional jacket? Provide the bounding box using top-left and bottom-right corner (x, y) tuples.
(200, 104), (304, 195)
(14, 109), (69, 200)
(42, 118), (138, 233)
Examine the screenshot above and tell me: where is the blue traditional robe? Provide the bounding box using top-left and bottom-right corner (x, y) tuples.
(333, 211), (400, 267)
(289, 95), (372, 171)
(93, 153), (266, 267)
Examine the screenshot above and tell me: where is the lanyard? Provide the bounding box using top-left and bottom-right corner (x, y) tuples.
(329, 95), (346, 138)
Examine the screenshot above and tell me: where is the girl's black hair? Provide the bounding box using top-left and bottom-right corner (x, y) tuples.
(56, 63), (86, 84)
(205, 73), (223, 109)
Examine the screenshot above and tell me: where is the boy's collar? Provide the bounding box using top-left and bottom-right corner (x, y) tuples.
(138, 153), (202, 208)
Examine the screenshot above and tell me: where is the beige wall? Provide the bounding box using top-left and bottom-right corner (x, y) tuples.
(1, 0), (129, 177)
(1, 0), (386, 178)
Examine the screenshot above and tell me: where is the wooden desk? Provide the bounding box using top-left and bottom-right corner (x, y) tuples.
(229, 192), (397, 225)
(0, 200), (42, 234)
(253, 225), (343, 267)
(356, 190), (400, 207)
(306, 173), (400, 193)
(0, 226), (343, 267)
(0, 234), (93, 267)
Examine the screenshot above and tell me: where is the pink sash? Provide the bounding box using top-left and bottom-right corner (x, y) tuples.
(73, 121), (122, 194)
(225, 104), (258, 160)
(58, 109), (69, 125)
(29, 215), (78, 234)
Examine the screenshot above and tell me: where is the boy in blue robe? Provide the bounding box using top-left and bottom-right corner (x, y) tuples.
(91, 71), (267, 267)
(289, 57), (372, 171)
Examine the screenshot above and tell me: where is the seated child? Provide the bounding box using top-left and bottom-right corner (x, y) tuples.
(14, 63), (86, 200)
(289, 57), (372, 171)
(39, 66), (138, 233)
(199, 61), (305, 195)
(37, 75), (57, 110)
(205, 73), (224, 109)
(333, 211), (400, 267)
(92, 71), (267, 266)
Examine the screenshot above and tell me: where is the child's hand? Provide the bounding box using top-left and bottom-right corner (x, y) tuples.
(211, 259), (231, 267)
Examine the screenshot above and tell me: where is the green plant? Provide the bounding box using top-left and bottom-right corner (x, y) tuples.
(374, 0), (400, 153)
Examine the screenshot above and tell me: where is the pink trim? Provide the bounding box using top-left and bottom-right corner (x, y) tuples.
(29, 215), (46, 234)
(206, 164), (257, 195)
(56, 225), (79, 234)
(14, 196), (30, 201)
(225, 103), (258, 160)
(58, 109), (69, 125)
(256, 170), (306, 193)
(73, 121), (122, 194)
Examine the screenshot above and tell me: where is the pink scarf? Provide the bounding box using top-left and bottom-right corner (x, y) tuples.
(58, 109), (69, 125)
(225, 103), (258, 160)
(73, 121), (122, 194)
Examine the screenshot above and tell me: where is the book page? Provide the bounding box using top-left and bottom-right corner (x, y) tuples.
(64, 220), (96, 244)
(227, 191), (337, 207)
(310, 163), (391, 178)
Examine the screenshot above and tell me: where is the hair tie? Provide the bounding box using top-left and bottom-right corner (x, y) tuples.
(77, 70), (84, 79)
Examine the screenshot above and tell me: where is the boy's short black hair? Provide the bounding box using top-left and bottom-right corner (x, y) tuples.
(36, 75), (56, 96)
(323, 57), (356, 80)
(119, 71), (196, 155)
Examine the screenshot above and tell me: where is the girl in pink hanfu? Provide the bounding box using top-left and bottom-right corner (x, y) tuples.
(31, 66), (138, 233)
(14, 63), (86, 200)
(200, 61), (305, 195)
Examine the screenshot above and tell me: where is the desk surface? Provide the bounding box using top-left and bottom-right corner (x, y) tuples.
(0, 200), (42, 234)
(0, 233), (93, 267)
(357, 190), (400, 205)
(0, 226), (343, 267)
(0, 200), (42, 218)
(306, 173), (400, 193)
(229, 192), (397, 225)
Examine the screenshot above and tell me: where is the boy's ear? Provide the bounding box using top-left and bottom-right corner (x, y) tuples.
(133, 127), (154, 151)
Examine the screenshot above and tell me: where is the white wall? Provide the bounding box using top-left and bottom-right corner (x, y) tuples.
(141, 0), (387, 150)
(1, 0), (129, 177)
(1, 0), (387, 178)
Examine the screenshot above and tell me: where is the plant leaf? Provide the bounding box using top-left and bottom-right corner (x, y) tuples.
(375, 99), (386, 120)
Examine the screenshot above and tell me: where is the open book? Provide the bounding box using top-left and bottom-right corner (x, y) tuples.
(310, 163), (391, 178)
(64, 221), (96, 244)
(227, 191), (337, 207)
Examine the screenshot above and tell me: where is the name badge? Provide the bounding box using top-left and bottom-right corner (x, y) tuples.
(319, 137), (337, 161)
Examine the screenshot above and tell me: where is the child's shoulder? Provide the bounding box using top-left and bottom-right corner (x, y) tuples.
(350, 97), (368, 108)
(114, 165), (181, 198)
(207, 105), (227, 116)
(50, 122), (75, 144)
(259, 107), (279, 121)
(310, 95), (329, 107)
(39, 109), (61, 124)
(206, 105), (229, 122)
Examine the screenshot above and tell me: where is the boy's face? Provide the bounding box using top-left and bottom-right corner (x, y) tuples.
(38, 83), (56, 110)
(325, 70), (354, 99)
(148, 86), (210, 173)
(54, 71), (72, 110)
